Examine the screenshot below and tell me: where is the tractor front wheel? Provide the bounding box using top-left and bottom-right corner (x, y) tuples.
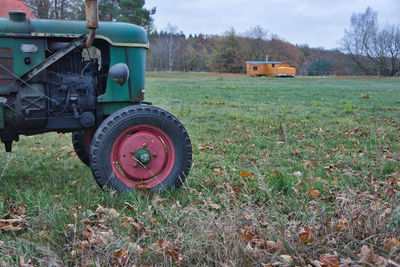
(89, 105), (192, 192)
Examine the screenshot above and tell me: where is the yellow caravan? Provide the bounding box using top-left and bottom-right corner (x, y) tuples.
(246, 61), (296, 77)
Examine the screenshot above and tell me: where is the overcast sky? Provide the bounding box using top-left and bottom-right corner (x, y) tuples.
(144, 0), (400, 50)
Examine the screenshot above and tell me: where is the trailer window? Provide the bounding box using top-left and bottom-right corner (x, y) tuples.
(253, 67), (258, 71)
(272, 64), (275, 68)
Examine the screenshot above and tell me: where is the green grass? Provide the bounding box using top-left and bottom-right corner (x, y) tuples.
(1, 73), (399, 265)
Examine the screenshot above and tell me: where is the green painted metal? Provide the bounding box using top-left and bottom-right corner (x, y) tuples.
(0, 38), (45, 92)
(0, 17), (148, 46)
(98, 47), (130, 102)
(100, 102), (139, 115)
(97, 47), (146, 103)
(0, 107), (3, 129)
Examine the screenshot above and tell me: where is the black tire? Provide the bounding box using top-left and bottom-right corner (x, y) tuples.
(89, 105), (192, 193)
(72, 131), (91, 166)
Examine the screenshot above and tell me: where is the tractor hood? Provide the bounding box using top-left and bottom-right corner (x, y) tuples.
(0, 14), (148, 48)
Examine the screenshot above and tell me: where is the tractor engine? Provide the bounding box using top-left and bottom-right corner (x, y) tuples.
(15, 47), (98, 132)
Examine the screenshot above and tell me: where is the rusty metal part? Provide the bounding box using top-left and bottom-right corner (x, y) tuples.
(84, 0), (99, 47)
(85, 28), (96, 48)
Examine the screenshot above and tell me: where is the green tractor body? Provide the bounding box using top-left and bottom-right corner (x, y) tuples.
(0, 2), (192, 192)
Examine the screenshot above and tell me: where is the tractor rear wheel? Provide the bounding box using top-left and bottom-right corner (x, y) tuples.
(72, 129), (95, 166)
(89, 105), (192, 193)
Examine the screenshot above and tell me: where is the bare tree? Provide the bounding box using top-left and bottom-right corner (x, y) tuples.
(243, 25), (269, 61)
(342, 7), (400, 76)
(164, 23), (179, 72)
(24, 0), (84, 20)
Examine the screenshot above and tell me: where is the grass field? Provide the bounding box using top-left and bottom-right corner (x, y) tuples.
(0, 73), (399, 266)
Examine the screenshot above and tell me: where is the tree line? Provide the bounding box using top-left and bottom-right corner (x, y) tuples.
(147, 25), (353, 75)
(23, 1), (400, 76)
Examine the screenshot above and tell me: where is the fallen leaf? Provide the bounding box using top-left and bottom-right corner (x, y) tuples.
(112, 248), (128, 266)
(299, 227), (312, 244)
(265, 239), (284, 252)
(213, 167), (224, 176)
(0, 218), (27, 231)
(208, 203), (221, 210)
(385, 237), (400, 251)
(19, 255), (34, 267)
(320, 254), (339, 267)
(337, 218), (349, 231)
(358, 245), (388, 266)
(291, 150), (301, 158)
(133, 182), (152, 191)
(240, 225), (258, 242)
(121, 216), (146, 233)
(152, 239), (184, 264)
(82, 226), (114, 247)
(95, 205), (120, 219)
(280, 255), (293, 263)
(307, 187), (321, 199)
(198, 144), (214, 151)
(240, 170), (253, 178)
(68, 151), (78, 158)
(124, 202), (136, 212)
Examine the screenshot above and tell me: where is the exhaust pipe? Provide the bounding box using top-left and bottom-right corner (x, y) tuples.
(84, 0), (99, 48)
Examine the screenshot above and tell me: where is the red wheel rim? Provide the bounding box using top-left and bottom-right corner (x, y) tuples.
(85, 129), (96, 147)
(110, 125), (176, 188)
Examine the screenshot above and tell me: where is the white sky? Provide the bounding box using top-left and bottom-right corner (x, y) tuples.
(144, 0), (400, 50)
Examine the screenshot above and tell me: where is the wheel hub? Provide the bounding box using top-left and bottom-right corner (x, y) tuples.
(135, 149), (151, 164)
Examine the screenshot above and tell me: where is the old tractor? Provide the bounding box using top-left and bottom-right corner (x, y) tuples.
(0, 0), (192, 192)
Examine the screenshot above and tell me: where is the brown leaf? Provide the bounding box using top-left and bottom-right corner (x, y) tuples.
(208, 203), (221, 210)
(19, 255), (34, 267)
(213, 167), (224, 176)
(9, 205), (27, 217)
(128, 242), (144, 254)
(385, 237), (400, 251)
(68, 151), (78, 158)
(0, 218), (27, 231)
(121, 216), (146, 233)
(95, 205), (120, 219)
(133, 182), (152, 191)
(337, 218), (349, 231)
(265, 239), (284, 252)
(112, 248), (128, 266)
(280, 255), (293, 264)
(299, 227), (312, 244)
(307, 187), (321, 198)
(291, 150), (302, 158)
(158, 239), (184, 264)
(198, 144), (214, 151)
(240, 225), (257, 242)
(320, 254), (339, 267)
(358, 245), (388, 266)
(124, 202), (136, 212)
(240, 170), (253, 178)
